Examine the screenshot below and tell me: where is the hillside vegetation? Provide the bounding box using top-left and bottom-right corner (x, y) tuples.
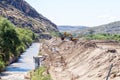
(84, 34), (120, 41)
(0, 17), (36, 72)
(0, 0), (58, 35)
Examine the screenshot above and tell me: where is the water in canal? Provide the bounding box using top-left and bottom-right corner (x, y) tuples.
(0, 43), (40, 80)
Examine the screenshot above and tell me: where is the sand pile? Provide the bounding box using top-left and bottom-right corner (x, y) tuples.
(41, 38), (120, 80)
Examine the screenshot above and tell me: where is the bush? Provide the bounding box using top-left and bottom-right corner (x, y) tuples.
(31, 66), (51, 80)
(0, 17), (36, 71)
(50, 32), (61, 37)
(0, 60), (5, 72)
(84, 33), (120, 41)
(0, 17), (21, 60)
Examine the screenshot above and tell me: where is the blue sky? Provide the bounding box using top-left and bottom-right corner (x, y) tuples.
(25, 0), (120, 27)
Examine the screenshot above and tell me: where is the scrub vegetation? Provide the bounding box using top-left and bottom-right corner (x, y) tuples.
(0, 17), (36, 72)
(31, 66), (51, 80)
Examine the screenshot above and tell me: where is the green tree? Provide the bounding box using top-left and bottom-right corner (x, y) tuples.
(0, 17), (36, 71)
(0, 18), (21, 61)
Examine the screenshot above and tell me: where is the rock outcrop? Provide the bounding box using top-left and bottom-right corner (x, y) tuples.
(0, 0), (58, 34)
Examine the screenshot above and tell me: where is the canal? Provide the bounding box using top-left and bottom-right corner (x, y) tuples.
(0, 43), (40, 80)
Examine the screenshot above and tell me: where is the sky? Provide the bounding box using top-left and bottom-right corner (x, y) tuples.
(25, 0), (120, 27)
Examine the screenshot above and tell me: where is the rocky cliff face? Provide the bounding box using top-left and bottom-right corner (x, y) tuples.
(0, 0), (58, 33)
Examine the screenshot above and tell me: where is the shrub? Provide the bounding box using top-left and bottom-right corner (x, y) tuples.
(0, 17), (36, 70)
(31, 66), (51, 80)
(50, 32), (61, 37)
(84, 34), (120, 41)
(0, 60), (5, 72)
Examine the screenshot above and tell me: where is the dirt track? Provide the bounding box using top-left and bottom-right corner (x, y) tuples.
(41, 38), (120, 80)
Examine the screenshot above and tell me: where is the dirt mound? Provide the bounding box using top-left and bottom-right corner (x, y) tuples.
(41, 38), (120, 80)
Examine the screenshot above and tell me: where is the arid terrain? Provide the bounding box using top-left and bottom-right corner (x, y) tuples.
(41, 38), (120, 80)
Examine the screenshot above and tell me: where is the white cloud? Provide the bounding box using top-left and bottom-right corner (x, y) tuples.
(97, 15), (119, 21)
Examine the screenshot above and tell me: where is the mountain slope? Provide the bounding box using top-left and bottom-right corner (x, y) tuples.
(92, 21), (120, 34)
(77, 21), (120, 35)
(0, 0), (58, 34)
(58, 25), (88, 32)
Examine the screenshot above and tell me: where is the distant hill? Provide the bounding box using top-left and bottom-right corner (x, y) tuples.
(0, 0), (58, 34)
(58, 25), (88, 32)
(77, 21), (120, 35)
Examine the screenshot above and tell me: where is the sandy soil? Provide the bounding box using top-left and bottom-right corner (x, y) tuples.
(41, 38), (120, 80)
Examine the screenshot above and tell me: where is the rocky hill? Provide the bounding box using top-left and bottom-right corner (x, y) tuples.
(76, 21), (120, 35)
(0, 0), (58, 34)
(92, 21), (120, 34)
(58, 25), (87, 32)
